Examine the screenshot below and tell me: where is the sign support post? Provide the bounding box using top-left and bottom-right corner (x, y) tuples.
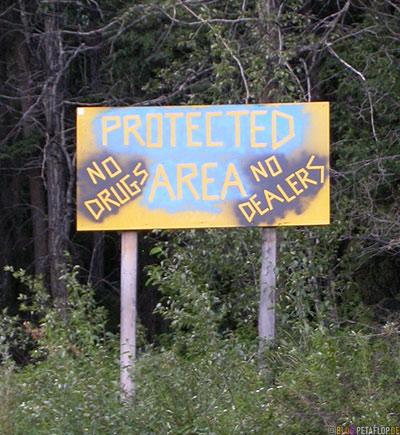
(258, 227), (276, 355)
(120, 231), (138, 398)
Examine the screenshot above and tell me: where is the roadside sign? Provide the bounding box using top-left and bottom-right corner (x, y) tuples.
(76, 102), (329, 230)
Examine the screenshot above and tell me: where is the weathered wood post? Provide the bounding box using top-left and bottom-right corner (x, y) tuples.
(120, 231), (138, 398)
(259, 227), (276, 355)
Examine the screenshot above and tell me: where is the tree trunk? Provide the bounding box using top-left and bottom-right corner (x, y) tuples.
(89, 232), (104, 289)
(43, 0), (70, 308)
(29, 169), (48, 278)
(15, 8), (50, 283)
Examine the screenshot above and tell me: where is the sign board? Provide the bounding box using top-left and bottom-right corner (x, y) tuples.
(76, 102), (329, 230)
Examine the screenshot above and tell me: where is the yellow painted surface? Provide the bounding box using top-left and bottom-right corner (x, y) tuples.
(76, 103), (329, 230)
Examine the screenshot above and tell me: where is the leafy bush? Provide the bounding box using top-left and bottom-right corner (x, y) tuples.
(267, 324), (400, 432)
(1, 265), (399, 434)
(2, 323), (400, 434)
(146, 228), (262, 345)
(0, 266), (124, 433)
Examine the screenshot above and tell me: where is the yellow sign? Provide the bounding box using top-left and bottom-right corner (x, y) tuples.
(76, 102), (329, 230)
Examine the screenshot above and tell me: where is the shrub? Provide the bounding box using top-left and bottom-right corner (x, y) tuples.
(1, 266), (399, 434)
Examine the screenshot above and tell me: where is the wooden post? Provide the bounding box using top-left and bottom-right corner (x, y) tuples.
(120, 231), (138, 398)
(258, 227), (276, 355)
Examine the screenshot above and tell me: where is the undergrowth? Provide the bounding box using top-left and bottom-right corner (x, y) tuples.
(0, 266), (399, 434)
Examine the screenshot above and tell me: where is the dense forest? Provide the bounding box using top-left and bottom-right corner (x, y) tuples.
(0, 0), (399, 433)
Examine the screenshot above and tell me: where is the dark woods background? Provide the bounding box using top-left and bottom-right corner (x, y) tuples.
(0, 0), (399, 345)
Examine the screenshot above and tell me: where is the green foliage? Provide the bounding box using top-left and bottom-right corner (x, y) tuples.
(277, 221), (370, 332)
(267, 324), (400, 431)
(1, 290), (399, 433)
(0, 131), (42, 164)
(320, 3), (400, 305)
(146, 228), (261, 347)
(11, 351), (122, 434)
(134, 0), (311, 105)
(0, 308), (29, 365)
(132, 323), (400, 434)
(0, 265), (121, 433)
(134, 338), (268, 434)
(4, 265), (110, 361)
